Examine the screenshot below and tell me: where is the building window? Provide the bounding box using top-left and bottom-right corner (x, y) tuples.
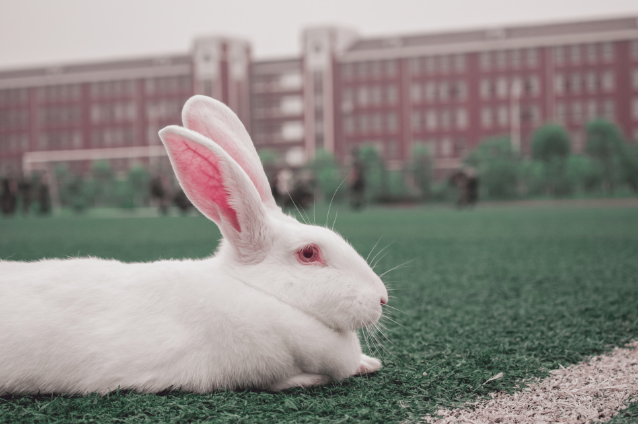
(92, 102), (136, 123)
(145, 76), (191, 94)
(410, 83), (422, 102)
(386, 85), (398, 104)
(570, 45), (581, 64)
(344, 116), (355, 135)
(384, 60), (397, 77)
(440, 109), (451, 129)
(370, 61), (382, 78)
(571, 101), (583, 123)
(439, 55), (450, 73)
(0, 109), (29, 130)
(586, 100), (598, 121)
(510, 50), (521, 68)
(341, 63), (353, 80)
(525, 75), (540, 96)
(91, 80), (136, 98)
(453, 81), (467, 100)
(480, 52), (491, 70)
(481, 107), (493, 128)
(280, 96), (303, 115)
(39, 105), (81, 125)
(601, 71), (615, 92)
(411, 111), (422, 130)
(370, 85), (383, 105)
(556, 103), (567, 123)
(91, 127), (134, 147)
(281, 121), (304, 141)
(425, 57), (436, 73)
(438, 82), (449, 101)
(496, 77), (508, 98)
(554, 74), (565, 95)
(601, 42), (614, 62)
(409, 58), (421, 75)
(480, 79), (491, 99)
(586, 44), (597, 63)
(585, 72), (597, 93)
(370, 113), (382, 133)
(357, 86), (369, 106)
(453, 54), (466, 72)
(603, 100), (615, 121)
(424, 82), (436, 102)
(526, 48), (538, 67)
(570, 73), (582, 93)
(425, 110), (437, 130)
(441, 137), (453, 157)
(496, 51), (507, 69)
(497, 106), (508, 127)
(553, 46), (565, 65)
(455, 108), (468, 129)
(386, 113), (398, 133)
(146, 99), (184, 120)
(357, 62), (368, 79)
(40, 130), (83, 150)
(0, 88), (28, 106)
(358, 114), (368, 134)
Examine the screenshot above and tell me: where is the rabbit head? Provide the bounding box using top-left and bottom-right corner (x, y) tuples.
(159, 96), (388, 332)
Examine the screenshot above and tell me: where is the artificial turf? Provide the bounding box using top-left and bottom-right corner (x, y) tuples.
(1, 203), (637, 423)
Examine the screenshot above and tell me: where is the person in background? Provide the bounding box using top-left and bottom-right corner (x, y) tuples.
(18, 176), (32, 215)
(466, 167), (479, 207)
(173, 188), (193, 215)
(349, 148), (366, 211)
(1, 177), (18, 216)
(37, 174), (51, 215)
(150, 175), (170, 215)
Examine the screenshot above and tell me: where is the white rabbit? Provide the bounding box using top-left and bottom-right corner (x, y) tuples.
(0, 95), (388, 395)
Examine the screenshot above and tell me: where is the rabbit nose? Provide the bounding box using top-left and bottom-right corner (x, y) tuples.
(380, 298), (387, 305)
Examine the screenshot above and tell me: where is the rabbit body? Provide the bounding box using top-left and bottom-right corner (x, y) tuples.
(0, 96), (387, 394)
(0, 256), (364, 394)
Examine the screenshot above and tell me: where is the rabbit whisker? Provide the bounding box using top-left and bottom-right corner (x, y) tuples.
(326, 171), (351, 228)
(378, 259), (416, 278)
(366, 236), (383, 263)
(369, 242), (393, 268)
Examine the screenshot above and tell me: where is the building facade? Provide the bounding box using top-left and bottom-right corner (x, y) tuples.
(1, 16), (638, 177)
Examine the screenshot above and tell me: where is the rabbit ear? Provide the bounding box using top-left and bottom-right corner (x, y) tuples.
(182, 96), (277, 209)
(159, 125), (271, 263)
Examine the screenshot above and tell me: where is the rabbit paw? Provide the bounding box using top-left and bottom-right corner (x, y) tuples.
(270, 373), (332, 391)
(356, 354), (382, 375)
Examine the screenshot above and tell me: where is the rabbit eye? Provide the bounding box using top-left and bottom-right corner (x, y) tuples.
(297, 244), (324, 265)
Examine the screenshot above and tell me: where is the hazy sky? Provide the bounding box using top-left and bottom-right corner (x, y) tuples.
(1, 0), (638, 70)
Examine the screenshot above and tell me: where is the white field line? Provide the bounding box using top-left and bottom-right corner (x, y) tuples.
(424, 341), (638, 424)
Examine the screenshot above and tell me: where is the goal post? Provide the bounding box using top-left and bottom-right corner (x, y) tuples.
(22, 145), (168, 208)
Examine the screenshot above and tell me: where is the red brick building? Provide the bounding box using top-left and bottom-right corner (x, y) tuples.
(1, 16), (637, 177)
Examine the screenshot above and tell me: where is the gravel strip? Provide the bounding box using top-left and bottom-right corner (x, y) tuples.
(424, 341), (638, 424)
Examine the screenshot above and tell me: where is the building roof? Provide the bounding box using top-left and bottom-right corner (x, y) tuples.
(343, 16), (638, 61)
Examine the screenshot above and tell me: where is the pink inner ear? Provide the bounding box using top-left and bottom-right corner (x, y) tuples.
(167, 135), (241, 232)
(186, 116), (270, 205)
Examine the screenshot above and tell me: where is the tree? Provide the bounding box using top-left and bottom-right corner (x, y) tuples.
(465, 137), (518, 199)
(410, 144), (433, 200)
(585, 120), (623, 193)
(358, 145), (386, 202)
(309, 149), (343, 201)
(531, 125), (571, 195)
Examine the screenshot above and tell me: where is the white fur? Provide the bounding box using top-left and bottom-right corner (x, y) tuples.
(0, 96), (388, 395)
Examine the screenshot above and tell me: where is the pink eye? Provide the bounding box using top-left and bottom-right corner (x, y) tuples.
(297, 244), (324, 265)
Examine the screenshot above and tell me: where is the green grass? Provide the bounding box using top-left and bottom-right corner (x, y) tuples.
(1, 204), (638, 423)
